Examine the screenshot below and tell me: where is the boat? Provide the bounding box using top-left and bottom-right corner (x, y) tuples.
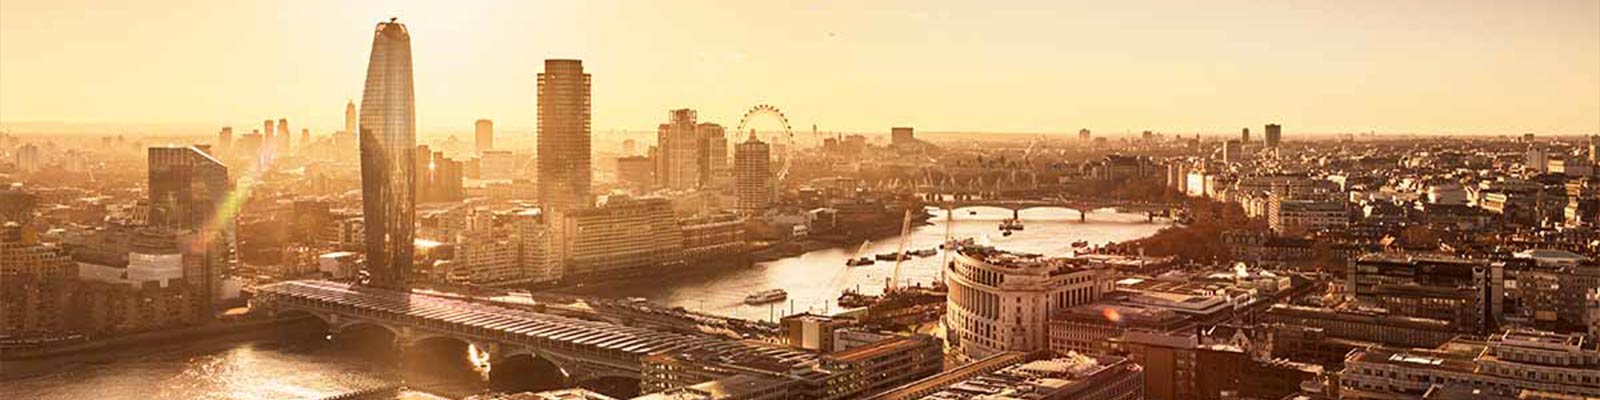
(910, 248), (938, 257)
(1071, 240), (1089, 248)
(875, 252), (904, 261)
(968, 210), (978, 215)
(999, 218), (1024, 231)
(1002, 230), (1013, 237)
(838, 289), (879, 308)
(846, 257), (875, 266)
(941, 238), (976, 250)
(744, 289), (788, 305)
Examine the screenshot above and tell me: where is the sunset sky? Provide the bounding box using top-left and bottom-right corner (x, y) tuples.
(1, 0), (1596, 136)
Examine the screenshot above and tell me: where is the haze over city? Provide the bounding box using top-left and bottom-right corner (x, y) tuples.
(2, 0), (1596, 135)
(4, 2), (1600, 400)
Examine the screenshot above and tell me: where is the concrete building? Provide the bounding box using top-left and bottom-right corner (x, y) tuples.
(679, 212), (746, 264)
(912, 352), (1144, 400)
(1337, 330), (1600, 399)
(475, 119), (494, 154)
(734, 133), (773, 213)
(558, 196), (684, 282)
(945, 245), (1113, 361)
(1264, 123), (1282, 148)
(513, 208), (559, 285)
(1269, 193), (1348, 235)
(0, 223), (77, 338)
(1348, 253), (1501, 334)
(616, 155), (655, 190)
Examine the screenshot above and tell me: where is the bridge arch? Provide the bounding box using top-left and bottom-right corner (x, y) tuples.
(576, 375), (644, 399)
(489, 352), (569, 393)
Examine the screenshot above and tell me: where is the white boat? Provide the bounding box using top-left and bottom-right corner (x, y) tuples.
(744, 289), (788, 305)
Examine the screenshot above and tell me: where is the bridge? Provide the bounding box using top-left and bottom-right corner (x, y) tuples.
(251, 280), (814, 384)
(928, 196), (1174, 222)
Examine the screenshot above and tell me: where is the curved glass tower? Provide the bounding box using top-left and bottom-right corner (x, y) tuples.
(358, 19), (416, 289)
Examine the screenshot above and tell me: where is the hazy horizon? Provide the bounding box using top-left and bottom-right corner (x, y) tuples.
(2, 0), (1597, 136)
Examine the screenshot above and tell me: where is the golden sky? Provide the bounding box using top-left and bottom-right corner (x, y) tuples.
(1, 0), (1596, 136)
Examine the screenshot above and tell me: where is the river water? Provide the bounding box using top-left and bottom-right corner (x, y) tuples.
(0, 207), (1165, 400)
(581, 207), (1168, 322)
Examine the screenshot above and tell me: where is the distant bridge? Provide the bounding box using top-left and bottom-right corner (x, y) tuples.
(252, 280), (813, 383)
(929, 196), (1174, 222)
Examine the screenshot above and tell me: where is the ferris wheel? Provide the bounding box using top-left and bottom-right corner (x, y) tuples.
(736, 104), (795, 181)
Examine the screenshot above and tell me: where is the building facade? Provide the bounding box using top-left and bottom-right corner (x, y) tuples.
(945, 245), (1112, 361)
(358, 19), (418, 289)
(537, 59), (593, 212)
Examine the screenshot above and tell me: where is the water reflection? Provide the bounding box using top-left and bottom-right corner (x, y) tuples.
(575, 207), (1168, 321)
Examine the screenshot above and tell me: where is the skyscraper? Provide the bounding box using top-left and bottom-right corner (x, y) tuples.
(147, 145), (230, 320)
(697, 122), (727, 188)
(735, 131), (772, 213)
(148, 146), (229, 230)
(1265, 123), (1282, 148)
(358, 19), (417, 289)
(657, 109), (701, 190)
(345, 100), (357, 135)
(217, 127), (232, 155)
(537, 59), (592, 211)
(277, 117), (291, 152)
(475, 119), (494, 154)
(263, 119), (276, 158)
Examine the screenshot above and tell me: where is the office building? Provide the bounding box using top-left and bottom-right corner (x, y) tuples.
(1264, 123), (1282, 148)
(475, 119), (493, 154)
(1222, 139), (1242, 164)
(616, 155), (655, 190)
(658, 109), (703, 190)
(276, 117), (290, 152)
(908, 353), (1144, 400)
(537, 59), (592, 212)
(358, 19), (418, 289)
(679, 212), (746, 264)
(698, 122), (728, 188)
(217, 127), (232, 155)
(558, 196), (684, 282)
(735, 133), (772, 213)
(1348, 252), (1501, 334)
(1337, 330), (1600, 399)
(147, 146), (229, 230)
(513, 208), (559, 285)
(416, 147), (463, 203)
(479, 150), (518, 180)
(345, 99), (357, 134)
(945, 245), (1112, 361)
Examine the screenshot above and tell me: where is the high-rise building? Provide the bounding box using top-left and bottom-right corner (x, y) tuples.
(263, 119), (276, 158)
(147, 146), (230, 319)
(1241, 127), (1250, 143)
(1264, 123), (1282, 148)
(1, 223), (78, 339)
(657, 109), (701, 190)
(16, 143), (40, 173)
(345, 100), (357, 135)
(1222, 139), (1242, 164)
(148, 146), (230, 231)
(217, 127), (233, 155)
(416, 147), (463, 203)
(1590, 135), (1599, 163)
(358, 19), (418, 289)
(537, 59), (592, 212)
(475, 119), (493, 154)
(276, 117), (291, 152)
(734, 132), (772, 213)
(697, 122), (727, 188)
(300, 129), (310, 150)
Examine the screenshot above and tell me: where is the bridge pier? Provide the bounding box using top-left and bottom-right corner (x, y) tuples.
(1012, 209), (1019, 220)
(1079, 211), (1086, 222)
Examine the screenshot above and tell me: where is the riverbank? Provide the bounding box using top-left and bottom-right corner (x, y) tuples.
(0, 314), (314, 365)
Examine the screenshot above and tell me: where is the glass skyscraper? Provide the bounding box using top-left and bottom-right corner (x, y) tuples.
(358, 19), (417, 289)
(537, 59), (592, 212)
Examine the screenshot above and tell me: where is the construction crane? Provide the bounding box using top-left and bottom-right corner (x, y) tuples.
(887, 209), (913, 292)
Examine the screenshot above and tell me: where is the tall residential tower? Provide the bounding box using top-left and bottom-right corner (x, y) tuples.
(536, 59), (592, 211)
(358, 19), (417, 289)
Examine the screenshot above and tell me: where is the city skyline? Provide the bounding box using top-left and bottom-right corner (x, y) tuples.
(1, 0), (1597, 135)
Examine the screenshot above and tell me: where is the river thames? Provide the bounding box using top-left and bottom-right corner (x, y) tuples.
(0, 207), (1167, 400)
